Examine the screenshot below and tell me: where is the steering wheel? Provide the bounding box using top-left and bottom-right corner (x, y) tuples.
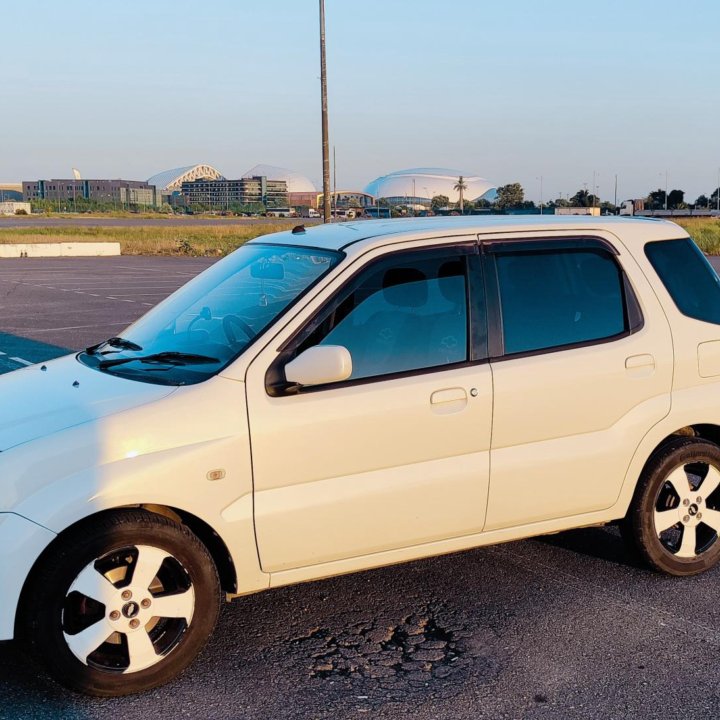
(223, 315), (256, 345)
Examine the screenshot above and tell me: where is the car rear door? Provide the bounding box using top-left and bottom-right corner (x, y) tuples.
(482, 232), (673, 530)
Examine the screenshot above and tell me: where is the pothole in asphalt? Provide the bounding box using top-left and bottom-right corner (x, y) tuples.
(290, 602), (495, 692)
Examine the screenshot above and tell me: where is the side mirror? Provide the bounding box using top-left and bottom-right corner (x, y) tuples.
(284, 345), (352, 387)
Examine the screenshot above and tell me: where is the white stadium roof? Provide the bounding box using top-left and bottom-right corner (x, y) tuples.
(242, 164), (317, 194)
(147, 164), (224, 192)
(364, 167), (496, 202)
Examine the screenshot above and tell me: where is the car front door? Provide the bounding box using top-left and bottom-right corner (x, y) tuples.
(244, 242), (493, 573)
(482, 234), (673, 530)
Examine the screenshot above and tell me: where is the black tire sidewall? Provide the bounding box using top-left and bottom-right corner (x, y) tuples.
(24, 510), (221, 696)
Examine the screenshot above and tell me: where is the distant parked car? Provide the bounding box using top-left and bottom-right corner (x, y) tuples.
(5, 216), (720, 696)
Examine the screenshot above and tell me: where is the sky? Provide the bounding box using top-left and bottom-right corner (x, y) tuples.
(2, 0), (720, 203)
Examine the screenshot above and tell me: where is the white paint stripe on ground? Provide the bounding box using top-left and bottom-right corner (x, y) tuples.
(59, 286), (183, 291)
(9, 357), (32, 366)
(0, 322), (134, 332)
(99, 292), (173, 297)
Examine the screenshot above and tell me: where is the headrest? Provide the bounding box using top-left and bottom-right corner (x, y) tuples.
(382, 267), (428, 307)
(437, 260), (464, 303)
(574, 253), (618, 298)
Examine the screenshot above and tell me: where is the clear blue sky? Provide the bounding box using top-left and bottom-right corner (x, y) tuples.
(2, 0), (719, 203)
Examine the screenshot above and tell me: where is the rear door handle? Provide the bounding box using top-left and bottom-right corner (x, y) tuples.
(430, 387), (467, 405)
(625, 354), (655, 375)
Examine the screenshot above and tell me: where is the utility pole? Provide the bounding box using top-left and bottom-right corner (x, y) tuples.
(333, 145), (337, 219)
(614, 174), (618, 212)
(319, 0), (331, 223)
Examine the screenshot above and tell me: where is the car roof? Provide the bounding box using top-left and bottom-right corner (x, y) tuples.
(249, 215), (689, 254)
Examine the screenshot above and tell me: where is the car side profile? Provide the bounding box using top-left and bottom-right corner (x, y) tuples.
(3, 215), (720, 696)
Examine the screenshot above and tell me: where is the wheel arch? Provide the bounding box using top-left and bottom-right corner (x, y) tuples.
(625, 425), (720, 511)
(642, 425), (720, 471)
(15, 504), (238, 637)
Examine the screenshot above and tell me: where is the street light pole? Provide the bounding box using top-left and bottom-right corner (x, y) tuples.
(319, 0), (331, 224)
(537, 175), (543, 215)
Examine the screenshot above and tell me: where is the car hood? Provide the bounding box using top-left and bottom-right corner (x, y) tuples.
(0, 354), (176, 452)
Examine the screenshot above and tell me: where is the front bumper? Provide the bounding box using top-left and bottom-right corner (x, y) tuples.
(0, 513), (56, 640)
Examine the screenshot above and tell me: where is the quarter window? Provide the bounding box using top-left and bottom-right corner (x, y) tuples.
(297, 252), (471, 381)
(496, 248), (629, 355)
(645, 238), (720, 325)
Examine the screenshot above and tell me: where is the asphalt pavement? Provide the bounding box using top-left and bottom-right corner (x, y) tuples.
(2, 255), (720, 719)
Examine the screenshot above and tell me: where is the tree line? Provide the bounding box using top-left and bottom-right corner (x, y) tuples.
(424, 182), (720, 214)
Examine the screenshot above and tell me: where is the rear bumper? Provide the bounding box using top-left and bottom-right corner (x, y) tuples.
(0, 513), (56, 640)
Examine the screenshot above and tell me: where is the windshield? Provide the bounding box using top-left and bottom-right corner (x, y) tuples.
(79, 243), (342, 385)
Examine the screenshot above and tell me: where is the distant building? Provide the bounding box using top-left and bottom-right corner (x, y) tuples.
(147, 165), (224, 198)
(0, 201), (31, 215)
(181, 176), (288, 209)
(242, 165), (316, 209)
(0, 183), (23, 201)
(289, 191), (318, 209)
(554, 207), (601, 216)
(317, 190), (374, 211)
(364, 168), (496, 206)
(23, 179), (157, 207)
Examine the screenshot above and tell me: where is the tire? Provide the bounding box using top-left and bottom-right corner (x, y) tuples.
(626, 437), (720, 576)
(20, 509), (222, 696)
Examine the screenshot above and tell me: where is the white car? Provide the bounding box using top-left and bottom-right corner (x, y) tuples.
(3, 216), (720, 696)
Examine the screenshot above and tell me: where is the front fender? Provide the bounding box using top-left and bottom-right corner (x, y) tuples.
(3, 376), (268, 596)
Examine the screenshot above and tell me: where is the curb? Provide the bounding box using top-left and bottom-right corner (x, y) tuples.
(0, 242), (121, 258)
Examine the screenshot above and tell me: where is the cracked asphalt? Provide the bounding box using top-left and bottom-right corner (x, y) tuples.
(3, 256), (720, 719)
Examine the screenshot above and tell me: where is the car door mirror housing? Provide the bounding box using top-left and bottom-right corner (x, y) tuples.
(284, 345), (352, 387)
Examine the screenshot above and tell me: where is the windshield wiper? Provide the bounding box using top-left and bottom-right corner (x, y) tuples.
(98, 351), (220, 370)
(85, 336), (143, 355)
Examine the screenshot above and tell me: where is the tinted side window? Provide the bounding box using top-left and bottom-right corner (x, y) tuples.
(496, 249), (626, 355)
(645, 238), (720, 325)
(301, 253), (470, 381)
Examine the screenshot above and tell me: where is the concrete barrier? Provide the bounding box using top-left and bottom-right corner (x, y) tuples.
(0, 242), (121, 258)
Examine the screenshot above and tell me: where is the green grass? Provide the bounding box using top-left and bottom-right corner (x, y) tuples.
(3, 216), (720, 256)
(0, 223), (293, 256)
(673, 218), (720, 254)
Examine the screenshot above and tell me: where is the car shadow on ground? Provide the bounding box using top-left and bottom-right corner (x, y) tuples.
(0, 641), (89, 719)
(537, 525), (643, 568)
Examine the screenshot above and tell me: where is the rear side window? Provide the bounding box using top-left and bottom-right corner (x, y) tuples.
(496, 249), (628, 355)
(645, 238), (720, 325)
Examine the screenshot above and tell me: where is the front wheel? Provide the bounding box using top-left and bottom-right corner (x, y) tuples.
(20, 509), (221, 696)
(625, 437), (720, 576)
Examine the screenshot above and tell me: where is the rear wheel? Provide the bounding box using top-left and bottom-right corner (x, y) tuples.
(626, 437), (720, 576)
(21, 509), (221, 696)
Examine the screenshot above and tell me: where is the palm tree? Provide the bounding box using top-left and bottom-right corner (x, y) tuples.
(454, 175), (468, 214)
